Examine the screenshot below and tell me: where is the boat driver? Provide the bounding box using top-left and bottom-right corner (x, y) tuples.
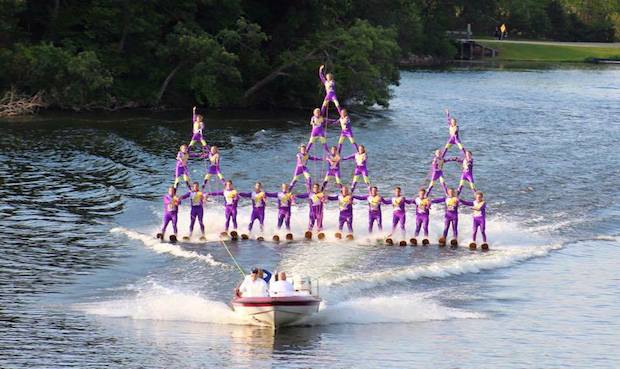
(237, 267), (269, 297)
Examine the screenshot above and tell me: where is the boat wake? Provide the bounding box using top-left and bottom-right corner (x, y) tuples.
(110, 227), (227, 267)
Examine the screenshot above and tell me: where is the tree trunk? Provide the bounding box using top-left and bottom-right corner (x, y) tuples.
(156, 63), (182, 104)
(242, 49), (319, 103)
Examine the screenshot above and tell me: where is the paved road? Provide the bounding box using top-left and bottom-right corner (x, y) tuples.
(473, 39), (620, 48)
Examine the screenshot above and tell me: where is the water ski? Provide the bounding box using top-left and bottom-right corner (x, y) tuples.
(346, 234), (354, 241)
(156, 233), (163, 240)
(285, 233), (293, 241)
(272, 235), (280, 242)
(422, 238), (430, 246)
(317, 232), (326, 240)
(399, 240), (407, 246)
(335, 232), (342, 239)
(230, 231), (239, 240)
(182, 236), (190, 241)
(304, 231), (313, 240)
(450, 239), (458, 249)
(410, 238), (418, 246)
(438, 237), (447, 247)
(169, 235), (178, 244)
(469, 242), (477, 250)
(241, 233), (249, 240)
(481, 243), (489, 251)
(385, 238), (394, 246)
(199, 236), (206, 241)
(256, 236), (264, 241)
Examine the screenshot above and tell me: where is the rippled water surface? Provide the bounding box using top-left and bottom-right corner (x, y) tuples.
(1, 66), (619, 368)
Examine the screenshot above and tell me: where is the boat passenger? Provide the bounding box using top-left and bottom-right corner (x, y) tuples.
(269, 272), (295, 297)
(237, 267), (269, 297)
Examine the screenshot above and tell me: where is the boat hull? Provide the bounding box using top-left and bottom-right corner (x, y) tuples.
(232, 296), (321, 328)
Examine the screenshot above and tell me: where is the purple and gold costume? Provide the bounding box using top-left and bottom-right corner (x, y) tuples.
(290, 152), (315, 191)
(328, 115), (357, 152)
(189, 111), (208, 150)
(174, 150), (192, 189)
(385, 196), (407, 235)
(413, 196), (432, 237)
(345, 151), (370, 193)
(452, 155), (476, 195)
(306, 115), (329, 153)
(462, 199), (487, 242)
(353, 193), (384, 233)
(266, 191), (295, 230)
(187, 190), (206, 235)
(298, 191), (325, 231)
(210, 189), (240, 231)
(319, 68), (341, 114)
(328, 193), (354, 233)
(203, 152), (225, 186)
(432, 196), (468, 239)
(322, 152), (342, 191)
(160, 192), (190, 235)
(443, 111), (465, 156)
(240, 190), (267, 232)
(426, 155), (453, 196)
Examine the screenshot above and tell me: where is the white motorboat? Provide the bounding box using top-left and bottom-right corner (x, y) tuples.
(231, 276), (321, 329)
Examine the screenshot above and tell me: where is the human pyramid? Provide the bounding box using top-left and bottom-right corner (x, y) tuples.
(156, 65), (489, 250)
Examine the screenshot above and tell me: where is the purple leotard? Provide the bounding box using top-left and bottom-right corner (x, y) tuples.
(321, 153), (342, 191)
(385, 196), (407, 233)
(345, 152), (370, 193)
(240, 191), (267, 232)
(319, 68), (341, 114)
(432, 196), (468, 239)
(328, 116), (357, 152)
(328, 194), (354, 233)
(307, 115), (329, 153)
(462, 199), (487, 242)
(160, 192), (190, 235)
(451, 156), (475, 195)
(443, 111), (465, 156)
(426, 155), (453, 196)
(354, 194), (384, 233)
(267, 191), (294, 230)
(186, 190), (206, 235)
(297, 192), (325, 231)
(290, 152), (315, 191)
(413, 197), (432, 237)
(210, 189), (240, 231)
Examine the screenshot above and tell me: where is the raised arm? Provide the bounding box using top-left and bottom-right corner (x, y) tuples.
(342, 153), (355, 161)
(445, 108), (451, 126)
(319, 65), (326, 83)
(180, 192), (191, 201)
(192, 106), (196, 123)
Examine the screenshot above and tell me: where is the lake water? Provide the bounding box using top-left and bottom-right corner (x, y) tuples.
(1, 65), (619, 368)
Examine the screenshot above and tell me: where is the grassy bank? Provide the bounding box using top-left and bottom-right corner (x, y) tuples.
(477, 40), (620, 62)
